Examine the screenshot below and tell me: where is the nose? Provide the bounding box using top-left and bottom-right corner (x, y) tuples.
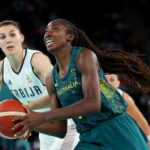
(44, 30), (52, 42)
(5, 36), (12, 43)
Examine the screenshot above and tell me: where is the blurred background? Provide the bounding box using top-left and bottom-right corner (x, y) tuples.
(0, 0), (150, 149)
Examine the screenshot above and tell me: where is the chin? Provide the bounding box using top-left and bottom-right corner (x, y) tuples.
(47, 46), (54, 52)
(7, 51), (16, 56)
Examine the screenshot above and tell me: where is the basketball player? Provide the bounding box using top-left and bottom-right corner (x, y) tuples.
(0, 20), (66, 150)
(105, 74), (150, 148)
(13, 19), (150, 150)
(49, 73), (150, 150)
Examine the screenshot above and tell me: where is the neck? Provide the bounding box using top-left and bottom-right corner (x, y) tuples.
(8, 49), (24, 72)
(54, 46), (73, 77)
(55, 46), (72, 68)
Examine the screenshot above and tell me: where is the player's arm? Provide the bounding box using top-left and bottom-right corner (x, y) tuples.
(24, 49), (101, 134)
(42, 48), (101, 120)
(27, 95), (50, 110)
(26, 53), (53, 110)
(32, 71), (67, 137)
(123, 92), (150, 145)
(13, 71), (67, 138)
(13, 49), (101, 135)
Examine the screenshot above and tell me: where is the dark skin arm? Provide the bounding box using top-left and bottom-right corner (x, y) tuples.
(13, 48), (101, 136)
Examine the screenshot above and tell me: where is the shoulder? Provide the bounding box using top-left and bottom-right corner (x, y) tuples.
(32, 52), (50, 62)
(76, 48), (100, 70)
(31, 52), (53, 76)
(123, 91), (135, 105)
(77, 48), (98, 64)
(77, 48), (97, 59)
(31, 52), (52, 67)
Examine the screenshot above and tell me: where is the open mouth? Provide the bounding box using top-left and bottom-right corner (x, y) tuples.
(7, 46), (14, 50)
(46, 40), (54, 47)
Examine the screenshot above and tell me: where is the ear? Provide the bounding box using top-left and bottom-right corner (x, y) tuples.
(66, 33), (74, 42)
(20, 34), (25, 43)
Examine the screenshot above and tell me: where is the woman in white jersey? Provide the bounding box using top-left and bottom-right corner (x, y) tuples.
(0, 20), (67, 150)
(105, 74), (150, 148)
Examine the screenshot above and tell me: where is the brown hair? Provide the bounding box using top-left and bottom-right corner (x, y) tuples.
(0, 20), (22, 60)
(51, 19), (150, 91)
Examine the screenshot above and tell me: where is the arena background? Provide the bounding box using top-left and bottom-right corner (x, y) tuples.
(0, 0), (150, 149)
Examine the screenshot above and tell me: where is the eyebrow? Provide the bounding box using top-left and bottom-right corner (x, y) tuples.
(45, 24), (60, 31)
(0, 30), (16, 35)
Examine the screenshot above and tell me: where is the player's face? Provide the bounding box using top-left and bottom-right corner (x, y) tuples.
(105, 74), (120, 88)
(44, 20), (71, 53)
(0, 25), (24, 56)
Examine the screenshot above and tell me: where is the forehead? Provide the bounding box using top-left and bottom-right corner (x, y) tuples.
(106, 74), (117, 79)
(0, 25), (19, 34)
(110, 74), (118, 80)
(47, 20), (66, 28)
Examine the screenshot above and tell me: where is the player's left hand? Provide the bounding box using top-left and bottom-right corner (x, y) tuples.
(19, 129), (31, 140)
(12, 105), (44, 137)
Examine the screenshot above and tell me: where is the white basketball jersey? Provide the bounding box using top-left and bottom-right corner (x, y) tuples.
(2, 48), (56, 150)
(3, 49), (48, 110)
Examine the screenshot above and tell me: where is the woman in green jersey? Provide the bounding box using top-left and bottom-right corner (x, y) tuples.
(13, 19), (150, 150)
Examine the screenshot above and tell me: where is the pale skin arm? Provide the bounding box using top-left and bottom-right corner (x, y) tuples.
(27, 95), (50, 110)
(26, 53), (53, 110)
(13, 53), (67, 138)
(14, 71), (67, 138)
(123, 92), (150, 147)
(12, 49), (101, 136)
(19, 53), (53, 139)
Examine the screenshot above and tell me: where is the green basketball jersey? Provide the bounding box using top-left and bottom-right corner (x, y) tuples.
(52, 46), (127, 133)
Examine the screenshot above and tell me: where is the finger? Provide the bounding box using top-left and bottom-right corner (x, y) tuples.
(18, 129), (31, 140)
(24, 130), (31, 140)
(12, 116), (25, 122)
(14, 126), (28, 137)
(23, 105), (31, 114)
(12, 121), (25, 130)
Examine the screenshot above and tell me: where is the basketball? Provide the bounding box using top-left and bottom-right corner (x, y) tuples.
(0, 99), (27, 139)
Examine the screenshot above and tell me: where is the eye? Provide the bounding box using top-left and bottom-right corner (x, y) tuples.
(110, 79), (114, 82)
(10, 33), (16, 37)
(0, 35), (5, 40)
(52, 26), (58, 31)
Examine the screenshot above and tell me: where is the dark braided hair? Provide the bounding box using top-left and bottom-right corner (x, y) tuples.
(0, 20), (22, 60)
(52, 19), (150, 91)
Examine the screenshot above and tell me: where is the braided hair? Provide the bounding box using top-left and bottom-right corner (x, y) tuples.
(52, 19), (150, 91)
